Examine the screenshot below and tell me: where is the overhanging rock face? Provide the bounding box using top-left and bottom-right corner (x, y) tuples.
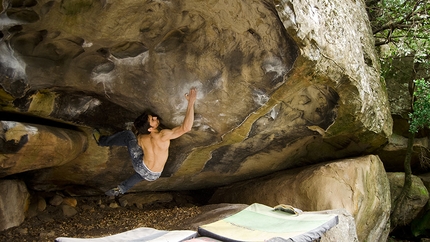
(0, 0), (391, 192)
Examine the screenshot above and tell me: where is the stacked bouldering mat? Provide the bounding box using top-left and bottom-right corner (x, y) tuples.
(197, 203), (338, 242)
(54, 203), (339, 242)
(54, 227), (197, 242)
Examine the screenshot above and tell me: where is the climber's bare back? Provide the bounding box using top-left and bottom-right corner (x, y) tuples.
(137, 87), (197, 173)
(137, 132), (170, 172)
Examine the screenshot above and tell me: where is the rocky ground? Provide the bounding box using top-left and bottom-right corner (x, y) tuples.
(0, 193), (203, 242)
(0, 191), (424, 242)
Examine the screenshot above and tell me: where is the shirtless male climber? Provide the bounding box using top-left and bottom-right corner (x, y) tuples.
(94, 87), (197, 196)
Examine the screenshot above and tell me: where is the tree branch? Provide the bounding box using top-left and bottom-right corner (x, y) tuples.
(372, 0), (422, 35)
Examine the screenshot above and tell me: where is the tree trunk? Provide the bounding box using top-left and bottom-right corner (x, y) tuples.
(390, 131), (415, 228)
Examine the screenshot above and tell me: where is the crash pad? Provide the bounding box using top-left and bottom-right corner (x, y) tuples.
(55, 227), (197, 242)
(198, 203), (338, 242)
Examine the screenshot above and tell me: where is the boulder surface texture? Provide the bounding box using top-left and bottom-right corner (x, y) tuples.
(1, 0), (391, 193)
(388, 172), (430, 228)
(209, 155), (391, 242)
(0, 180), (30, 231)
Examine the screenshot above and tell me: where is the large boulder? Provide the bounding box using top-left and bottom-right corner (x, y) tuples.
(0, 0), (391, 192)
(387, 172), (429, 228)
(0, 179), (30, 231)
(209, 155), (391, 242)
(378, 133), (430, 173)
(0, 121), (87, 178)
(412, 173), (430, 238)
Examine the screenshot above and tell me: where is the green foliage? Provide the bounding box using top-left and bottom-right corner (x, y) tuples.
(411, 209), (430, 237)
(366, 0), (430, 81)
(409, 78), (430, 133)
(367, 1), (430, 233)
(367, 0), (430, 133)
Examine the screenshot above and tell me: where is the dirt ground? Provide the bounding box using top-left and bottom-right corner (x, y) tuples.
(0, 195), (203, 242)
(1, 193), (422, 242)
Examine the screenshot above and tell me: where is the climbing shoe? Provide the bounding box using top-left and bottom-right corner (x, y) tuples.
(105, 187), (122, 197)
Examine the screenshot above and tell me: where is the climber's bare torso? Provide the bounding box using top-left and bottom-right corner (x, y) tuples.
(137, 130), (170, 172)
(137, 87), (197, 173)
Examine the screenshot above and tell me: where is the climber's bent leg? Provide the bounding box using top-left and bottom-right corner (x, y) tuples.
(101, 131), (161, 196)
(118, 159), (162, 193)
(106, 160), (161, 196)
(98, 130), (136, 147)
(117, 173), (145, 194)
(106, 168), (161, 196)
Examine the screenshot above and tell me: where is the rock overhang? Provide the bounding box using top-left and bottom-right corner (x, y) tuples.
(0, 0), (392, 192)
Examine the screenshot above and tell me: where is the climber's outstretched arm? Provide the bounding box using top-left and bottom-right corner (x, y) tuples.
(160, 87), (197, 141)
